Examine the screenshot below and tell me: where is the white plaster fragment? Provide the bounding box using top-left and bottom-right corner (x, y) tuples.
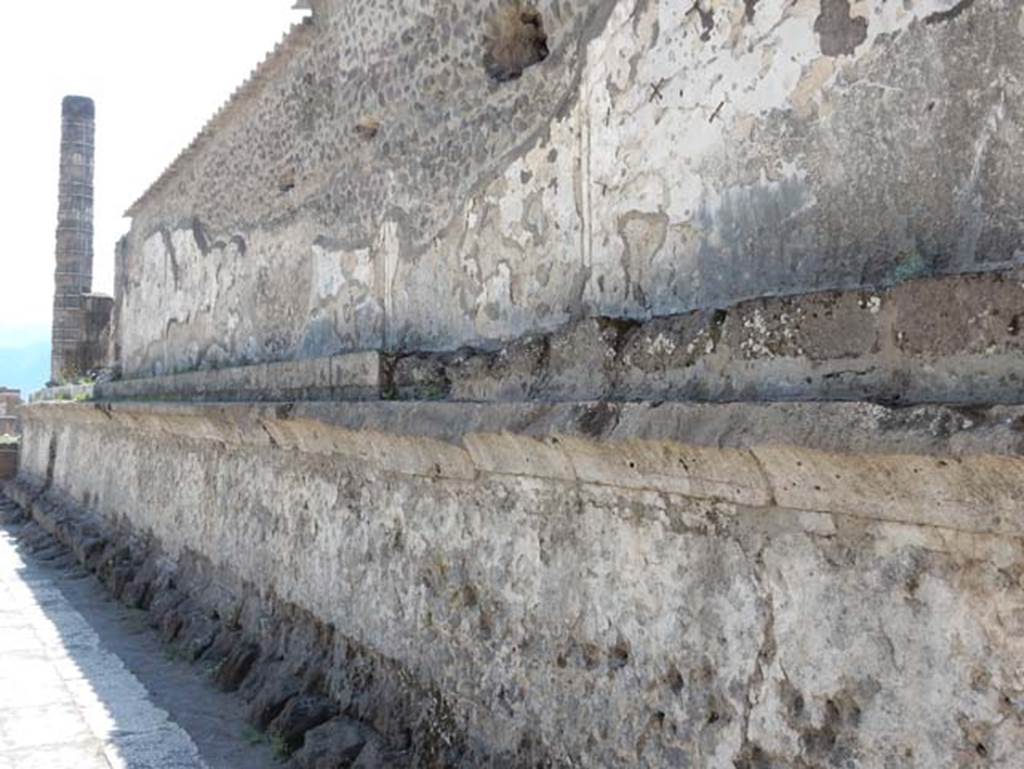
(645, 333), (677, 356)
(312, 243), (349, 301)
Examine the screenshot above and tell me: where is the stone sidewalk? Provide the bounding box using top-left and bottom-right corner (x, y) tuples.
(0, 500), (206, 769)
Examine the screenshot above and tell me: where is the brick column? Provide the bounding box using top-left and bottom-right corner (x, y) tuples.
(51, 95), (96, 382)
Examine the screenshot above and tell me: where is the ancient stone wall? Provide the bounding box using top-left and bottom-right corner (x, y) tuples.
(81, 269), (1024, 407)
(116, 0), (1024, 379)
(11, 399), (1024, 766)
(11, 2), (1023, 767)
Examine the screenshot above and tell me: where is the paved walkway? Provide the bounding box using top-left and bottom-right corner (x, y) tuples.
(0, 514), (206, 769)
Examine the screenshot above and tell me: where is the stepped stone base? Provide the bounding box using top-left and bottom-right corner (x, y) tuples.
(9, 397), (1024, 767)
(47, 268), (1021, 408)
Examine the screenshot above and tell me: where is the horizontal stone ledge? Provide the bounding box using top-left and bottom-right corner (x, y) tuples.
(19, 399), (1024, 537)
(29, 383), (95, 403)
(91, 351), (381, 403)
(34, 268), (1021, 408)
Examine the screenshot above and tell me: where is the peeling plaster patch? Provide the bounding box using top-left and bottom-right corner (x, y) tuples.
(814, 0), (868, 57)
(734, 114), (757, 142)
(791, 58), (836, 119)
(476, 262), (514, 330)
(296, 235), (382, 354)
(522, 191), (548, 245)
(311, 241), (349, 301)
(117, 0), (1024, 374)
(618, 211), (669, 306)
(923, 0), (977, 25)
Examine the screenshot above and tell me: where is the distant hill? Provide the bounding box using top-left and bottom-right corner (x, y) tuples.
(0, 339), (50, 398)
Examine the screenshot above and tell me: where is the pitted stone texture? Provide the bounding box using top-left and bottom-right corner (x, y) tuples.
(10, 399), (1024, 766)
(93, 351), (380, 403)
(392, 269), (1024, 406)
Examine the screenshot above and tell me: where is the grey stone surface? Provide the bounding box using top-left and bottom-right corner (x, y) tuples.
(114, 0), (1024, 378)
(9, 396), (1024, 766)
(393, 268), (1024, 406)
(94, 350), (380, 403)
(32, 268), (1024, 408)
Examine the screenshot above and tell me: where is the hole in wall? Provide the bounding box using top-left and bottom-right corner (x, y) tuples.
(354, 118), (380, 140)
(608, 639), (631, 671)
(483, 3), (549, 82)
(277, 170), (296, 193)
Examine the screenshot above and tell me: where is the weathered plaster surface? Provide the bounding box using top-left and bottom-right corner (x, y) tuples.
(12, 400), (1024, 766)
(87, 268), (1024, 406)
(583, 0), (1024, 315)
(117, 0), (1024, 377)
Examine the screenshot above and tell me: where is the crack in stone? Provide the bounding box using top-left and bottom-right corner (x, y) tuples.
(746, 449), (779, 507)
(735, 544), (777, 764)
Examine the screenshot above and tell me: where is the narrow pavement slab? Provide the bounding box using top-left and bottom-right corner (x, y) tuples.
(0, 495), (278, 769)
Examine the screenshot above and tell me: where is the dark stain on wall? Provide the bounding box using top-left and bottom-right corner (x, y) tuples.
(688, 2), (715, 42)
(924, 0), (977, 25)
(814, 0), (868, 57)
(191, 218), (211, 256)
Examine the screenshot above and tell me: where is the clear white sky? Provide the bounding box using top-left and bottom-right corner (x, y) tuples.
(0, 0), (306, 348)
